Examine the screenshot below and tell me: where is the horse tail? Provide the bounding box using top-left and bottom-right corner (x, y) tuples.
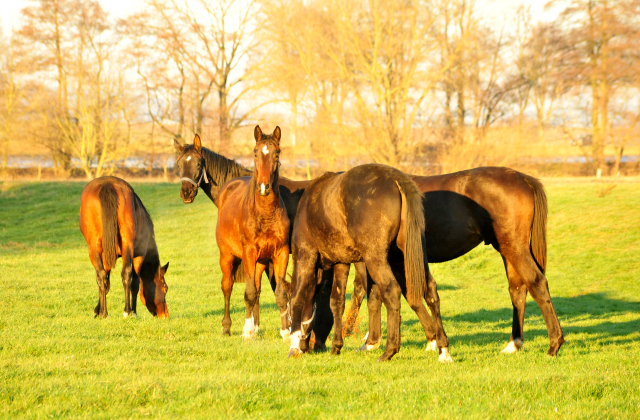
(394, 174), (427, 303)
(98, 183), (119, 270)
(524, 175), (548, 274)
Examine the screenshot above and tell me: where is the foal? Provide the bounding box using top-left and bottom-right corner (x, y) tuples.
(79, 176), (169, 318)
(216, 126), (290, 339)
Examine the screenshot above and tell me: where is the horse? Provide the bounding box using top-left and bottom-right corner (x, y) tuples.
(215, 126), (291, 339)
(348, 167), (565, 356)
(173, 133), (334, 345)
(173, 136), (563, 355)
(287, 164), (452, 362)
(79, 176), (169, 319)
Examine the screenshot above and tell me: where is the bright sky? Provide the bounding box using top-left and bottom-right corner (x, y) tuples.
(1, 0), (556, 37)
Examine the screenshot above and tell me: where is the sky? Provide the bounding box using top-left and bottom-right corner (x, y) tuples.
(1, 0), (556, 37)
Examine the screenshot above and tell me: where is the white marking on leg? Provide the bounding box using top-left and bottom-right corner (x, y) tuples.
(426, 340), (437, 352)
(289, 331), (302, 350)
(254, 324), (259, 334)
(438, 347), (453, 363)
(357, 341), (380, 352)
(362, 331), (369, 342)
(280, 329), (291, 342)
(262, 145), (269, 154)
(123, 312), (128, 318)
(260, 183), (265, 195)
(242, 316), (255, 339)
(501, 339), (523, 354)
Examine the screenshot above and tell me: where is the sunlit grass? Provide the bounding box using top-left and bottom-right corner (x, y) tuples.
(1, 180), (639, 419)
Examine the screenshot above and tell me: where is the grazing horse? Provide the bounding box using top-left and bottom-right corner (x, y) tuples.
(349, 167), (565, 356)
(288, 164), (451, 362)
(79, 176), (169, 319)
(215, 126), (291, 339)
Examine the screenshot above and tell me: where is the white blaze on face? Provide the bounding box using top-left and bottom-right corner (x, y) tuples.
(262, 144), (269, 154)
(186, 156), (191, 161)
(260, 183), (266, 195)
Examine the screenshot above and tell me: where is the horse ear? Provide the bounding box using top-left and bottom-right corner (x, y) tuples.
(254, 125), (262, 142)
(193, 134), (202, 152)
(160, 262), (169, 276)
(173, 139), (184, 153)
(273, 126), (281, 144)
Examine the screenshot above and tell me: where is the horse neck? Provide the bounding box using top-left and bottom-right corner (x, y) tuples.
(139, 246), (160, 284)
(201, 147), (252, 205)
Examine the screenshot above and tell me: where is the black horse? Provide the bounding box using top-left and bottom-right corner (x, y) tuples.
(287, 164), (451, 362)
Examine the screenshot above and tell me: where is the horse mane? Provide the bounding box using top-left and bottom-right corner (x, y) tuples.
(133, 192), (155, 237)
(196, 146), (253, 185)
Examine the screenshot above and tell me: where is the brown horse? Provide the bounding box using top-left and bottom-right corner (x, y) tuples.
(216, 126), (291, 339)
(350, 167), (565, 356)
(288, 164), (450, 362)
(79, 176), (169, 319)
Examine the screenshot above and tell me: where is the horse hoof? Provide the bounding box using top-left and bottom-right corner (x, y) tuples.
(438, 347), (453, 363)
(280, 329), (291, 343)
(222, 329), (231, 336)
(425, 340), (438, 352)
(331, 347), (341, 355)
(313, 342), (327, 353)
(357, 341), (381, 352)
(288, 348), (302, 358)
(501, 339), (523, 354)
(123, 311), (137, 318)
(377, 350), (396, 362)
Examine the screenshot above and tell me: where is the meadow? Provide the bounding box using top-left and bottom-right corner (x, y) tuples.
(0, 178), (639, 419)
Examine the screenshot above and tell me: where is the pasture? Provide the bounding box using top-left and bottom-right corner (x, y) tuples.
(1, 179), (639, 419)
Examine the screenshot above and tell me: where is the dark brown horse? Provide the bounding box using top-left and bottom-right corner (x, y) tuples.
(350, 167), (565, 356)
(215, 126), (291, 339)
(79, 176), (169, 319)
(288, 164), (451, 362)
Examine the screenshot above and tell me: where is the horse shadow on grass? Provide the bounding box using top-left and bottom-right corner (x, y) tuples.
(203, 301), (280, 318)
(413, 293), (640, 349)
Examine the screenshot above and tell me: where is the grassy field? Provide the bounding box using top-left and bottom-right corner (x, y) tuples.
(1, 179), (639, 419)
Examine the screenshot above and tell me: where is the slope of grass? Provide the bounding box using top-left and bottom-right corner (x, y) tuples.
(0, 179), (639, 419)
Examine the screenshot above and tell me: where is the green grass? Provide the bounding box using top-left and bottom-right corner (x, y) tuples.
(1, 179), (639, 419)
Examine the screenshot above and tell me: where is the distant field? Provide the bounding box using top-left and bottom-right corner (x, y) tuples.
(1, 179), (639, 419)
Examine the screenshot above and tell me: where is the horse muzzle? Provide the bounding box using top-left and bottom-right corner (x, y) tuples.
(259, 182), (271, 196)
(155, 302), (169, 319)
(180, 185), (197, 203)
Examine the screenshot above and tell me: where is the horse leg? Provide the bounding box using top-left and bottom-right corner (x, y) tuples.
(421, 271), (452, 362)
(308, 266), (333, 352)
(272, 246), (291, 341)
(343, 262), (366, 336)
(253, 261), (267, 335)
(91, 252), (110, 318)
(510, 255), (565, 355)
(288, 247), (318, 358)
(359, 272), (382, 351)
(363, 258), (402, 362)
(330, 263), (350, 355)
(501, 257), (527, 354)
(121, 248), (135, 318)
(242, 248), (259, 340)
(220, 251), (237, 336)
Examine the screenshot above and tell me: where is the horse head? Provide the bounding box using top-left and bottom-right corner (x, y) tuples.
(140, 262), (170, 318)
(253, 125), (281, 197)
(174, 135), (207, 204)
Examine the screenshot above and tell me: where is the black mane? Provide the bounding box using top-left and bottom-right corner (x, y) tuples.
(199, 146), (253, 185)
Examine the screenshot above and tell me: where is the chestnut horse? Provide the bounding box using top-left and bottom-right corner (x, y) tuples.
(216, 126), (291, 339)
(79, 176), (169, 318)
(288, 164), (450, 362)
